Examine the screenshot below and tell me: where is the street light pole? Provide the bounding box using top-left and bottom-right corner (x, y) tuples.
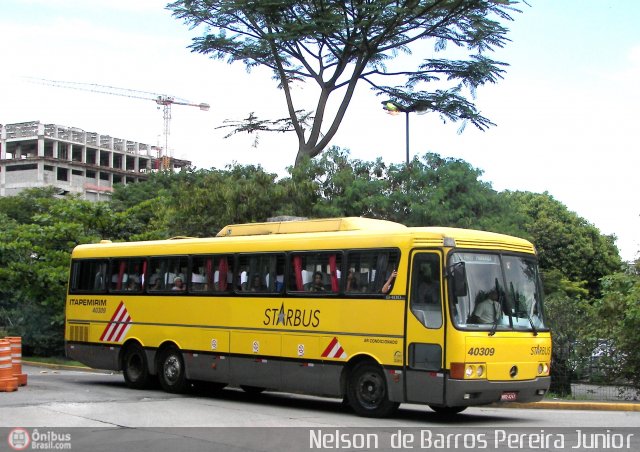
(382, 99), (433, 165)
(404, 111), (410, 166)
(382, 100), (412, 165)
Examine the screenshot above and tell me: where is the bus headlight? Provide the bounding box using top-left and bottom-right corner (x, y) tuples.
(465, 365), (474, 378)
(464, 364), (486, 379)
(450, 362), (487, 379)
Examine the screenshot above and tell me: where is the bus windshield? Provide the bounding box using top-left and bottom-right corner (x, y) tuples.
(449, 252), (546, 331)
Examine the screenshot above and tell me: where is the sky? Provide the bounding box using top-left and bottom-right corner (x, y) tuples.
(0, 0), (638, 261)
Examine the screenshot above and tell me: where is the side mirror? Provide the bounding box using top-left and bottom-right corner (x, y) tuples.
(450, 262), (468, 297)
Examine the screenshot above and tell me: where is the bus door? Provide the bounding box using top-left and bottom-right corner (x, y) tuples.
(405, 251), (445, 404)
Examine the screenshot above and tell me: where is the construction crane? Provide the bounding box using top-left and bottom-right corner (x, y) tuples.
(26, 77), (210, 169)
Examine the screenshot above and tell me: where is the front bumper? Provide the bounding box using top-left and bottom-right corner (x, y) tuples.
(444, 376), (551, 406)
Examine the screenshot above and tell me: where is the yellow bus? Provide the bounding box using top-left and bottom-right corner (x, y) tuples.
(65, 217), (551, 417)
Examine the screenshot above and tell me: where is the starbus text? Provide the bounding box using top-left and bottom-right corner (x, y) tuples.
(263, 307), (321, 328)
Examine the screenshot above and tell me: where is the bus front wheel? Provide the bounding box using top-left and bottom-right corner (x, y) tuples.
(347, 362), (399, 418)
(122, 343), (151, 389)
(158, 346), (188, 393)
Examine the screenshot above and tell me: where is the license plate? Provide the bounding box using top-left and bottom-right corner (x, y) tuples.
(501, 392), (518, 401)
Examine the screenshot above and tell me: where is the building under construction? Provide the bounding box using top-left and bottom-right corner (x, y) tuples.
(0, 121), (190, 200)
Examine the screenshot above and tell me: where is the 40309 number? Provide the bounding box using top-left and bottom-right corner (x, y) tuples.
(467, 347), (495, 356)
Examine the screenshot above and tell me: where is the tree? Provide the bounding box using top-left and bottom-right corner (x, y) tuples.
(498, 191), (624, 394)
(169, 0), (518, 165)
(0, 189), (134, 355)
(284, 147), (390, 218)
(280, 147), (525, 233)
(113, 165), (288, 237)
(168, 165), (285, 236)
(382, 152), (521, 232)
(586, 262), (640, 392)
(501, 191), (622, 297)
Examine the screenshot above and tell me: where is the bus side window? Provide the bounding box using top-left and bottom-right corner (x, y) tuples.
(109, 258), (145, 293)
(237, 253), (286, 294)
(345, 250), (400, 295)
(190, 255), (233, 293)
(288, 252), (341, 294)
(191, 256), (211, 292)
(148, 256), (188, 292)
(70, 260), (108, 293)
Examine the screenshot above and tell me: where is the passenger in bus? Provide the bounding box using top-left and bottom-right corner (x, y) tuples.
(191, 271), (207, 291)
(172, 276), (186, 291)
(249, 274), (266, 292)
(239, 269), (249, 291)
(381, 270), (398, 294)
(149, 269), (163, 290)
(309, 271), (326, 292)
(469, 289), (501, 323)
(275, 274), (284, 292)
(346, 270), (359, 292)
(126, 279), (139, 291)
(149, 278), (162, 291)
(111, 273), (127, 290)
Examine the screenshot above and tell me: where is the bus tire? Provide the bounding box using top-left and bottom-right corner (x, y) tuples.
(429, 405), (467, 415)
(158, 346), (188, 393)
(347, 362), (399, 418)
(122, 343), (151, 389)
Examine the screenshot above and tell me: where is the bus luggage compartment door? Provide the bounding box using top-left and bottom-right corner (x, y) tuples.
(230, 331), (281, 388)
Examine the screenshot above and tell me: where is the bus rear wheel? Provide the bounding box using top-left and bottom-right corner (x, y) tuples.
(158, 346), (188, 393)
(122, 343), (151, 389)
(347, 362), (399, 418)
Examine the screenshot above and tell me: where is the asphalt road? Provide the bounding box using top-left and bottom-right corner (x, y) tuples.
(1, 365), (638, 451)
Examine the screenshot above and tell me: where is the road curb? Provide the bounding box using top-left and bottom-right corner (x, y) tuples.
(492, 400), (640, 412)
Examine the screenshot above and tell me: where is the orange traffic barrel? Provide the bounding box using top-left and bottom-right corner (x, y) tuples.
(5, 337), (27, 386)
(0, 339), (18, 392)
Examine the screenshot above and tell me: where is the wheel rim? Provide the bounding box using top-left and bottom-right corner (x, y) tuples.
(355, 370), (385, 409)
(163, 354), (181, 384)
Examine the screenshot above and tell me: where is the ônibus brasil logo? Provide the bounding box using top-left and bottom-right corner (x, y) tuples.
(7, 429), (71, 450)
(7, 428), (30, 451)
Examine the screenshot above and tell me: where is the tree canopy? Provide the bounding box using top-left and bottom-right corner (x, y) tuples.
(501, 191), (622, 298)
(168, 0), (518, 165)
(0, 188), (134, 354)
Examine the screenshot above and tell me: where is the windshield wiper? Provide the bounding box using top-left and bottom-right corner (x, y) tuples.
(489, 280), (502, 336)
(488, 310), (499, 336)
(521, 306), (538, 336)
(510, 282), (538, 336)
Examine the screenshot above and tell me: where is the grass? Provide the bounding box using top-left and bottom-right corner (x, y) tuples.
(23, 356), (85, 367)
